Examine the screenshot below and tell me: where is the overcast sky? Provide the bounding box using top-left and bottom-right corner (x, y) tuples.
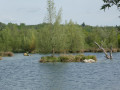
(0, 0), (119, 26)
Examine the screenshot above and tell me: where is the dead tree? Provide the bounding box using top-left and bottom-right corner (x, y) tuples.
(95, 42), (112, 59)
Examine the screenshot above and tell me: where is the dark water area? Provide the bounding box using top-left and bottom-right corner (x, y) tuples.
(0, 53), (120, 90)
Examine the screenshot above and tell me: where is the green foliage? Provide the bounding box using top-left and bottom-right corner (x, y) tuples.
(46, 0), (56, 24)
(40, 56), (60, 62)
(84, 55), (97, 61)
(75, 54), (85, 62)
(101, 0), (120, 11)
(0, 22), (119, 53)
(81, 22), (85, 27)
(0, 22), (6, 31)
(59, 55), (75, 62)
(118, 34), (120, 48)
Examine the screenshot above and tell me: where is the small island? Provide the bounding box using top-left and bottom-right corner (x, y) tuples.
(40, 54), (97, 63)
(0, 52), (14, 57)
(0, 52), (14, 60)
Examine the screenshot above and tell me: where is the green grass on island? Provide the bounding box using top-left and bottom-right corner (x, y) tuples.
(40, 54), (97, 63)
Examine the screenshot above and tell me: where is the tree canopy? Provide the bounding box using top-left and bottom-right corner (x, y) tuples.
(101, 0), (120, 10)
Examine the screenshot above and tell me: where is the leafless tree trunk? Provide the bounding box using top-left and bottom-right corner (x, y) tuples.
(52, 47), (55, 57)
(95, 42), (112, 59)
(110, 46), (112, 59)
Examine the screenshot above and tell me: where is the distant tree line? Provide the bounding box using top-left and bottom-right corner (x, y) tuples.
(0, 22), (119, 53)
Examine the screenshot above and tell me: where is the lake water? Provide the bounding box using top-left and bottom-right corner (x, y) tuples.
(0, 53), (120, 90)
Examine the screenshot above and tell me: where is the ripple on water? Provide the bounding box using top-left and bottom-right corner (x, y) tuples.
(0, 53), (120, 90)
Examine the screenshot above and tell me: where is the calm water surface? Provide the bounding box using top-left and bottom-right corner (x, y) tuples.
(0, 53), (120, 90)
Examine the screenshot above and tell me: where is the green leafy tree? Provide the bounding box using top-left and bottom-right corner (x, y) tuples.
(101, 0), (120, 11)
(45, 0), (56, 56)
(81, 22), (85, 27)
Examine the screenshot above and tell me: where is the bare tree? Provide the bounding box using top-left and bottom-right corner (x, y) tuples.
(95, 42), (112, 59)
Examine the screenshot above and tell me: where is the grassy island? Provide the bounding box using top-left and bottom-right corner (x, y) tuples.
(40, 54), (97, 63)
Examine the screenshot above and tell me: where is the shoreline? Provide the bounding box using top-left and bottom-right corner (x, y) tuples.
(0, 48), (120, 55)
